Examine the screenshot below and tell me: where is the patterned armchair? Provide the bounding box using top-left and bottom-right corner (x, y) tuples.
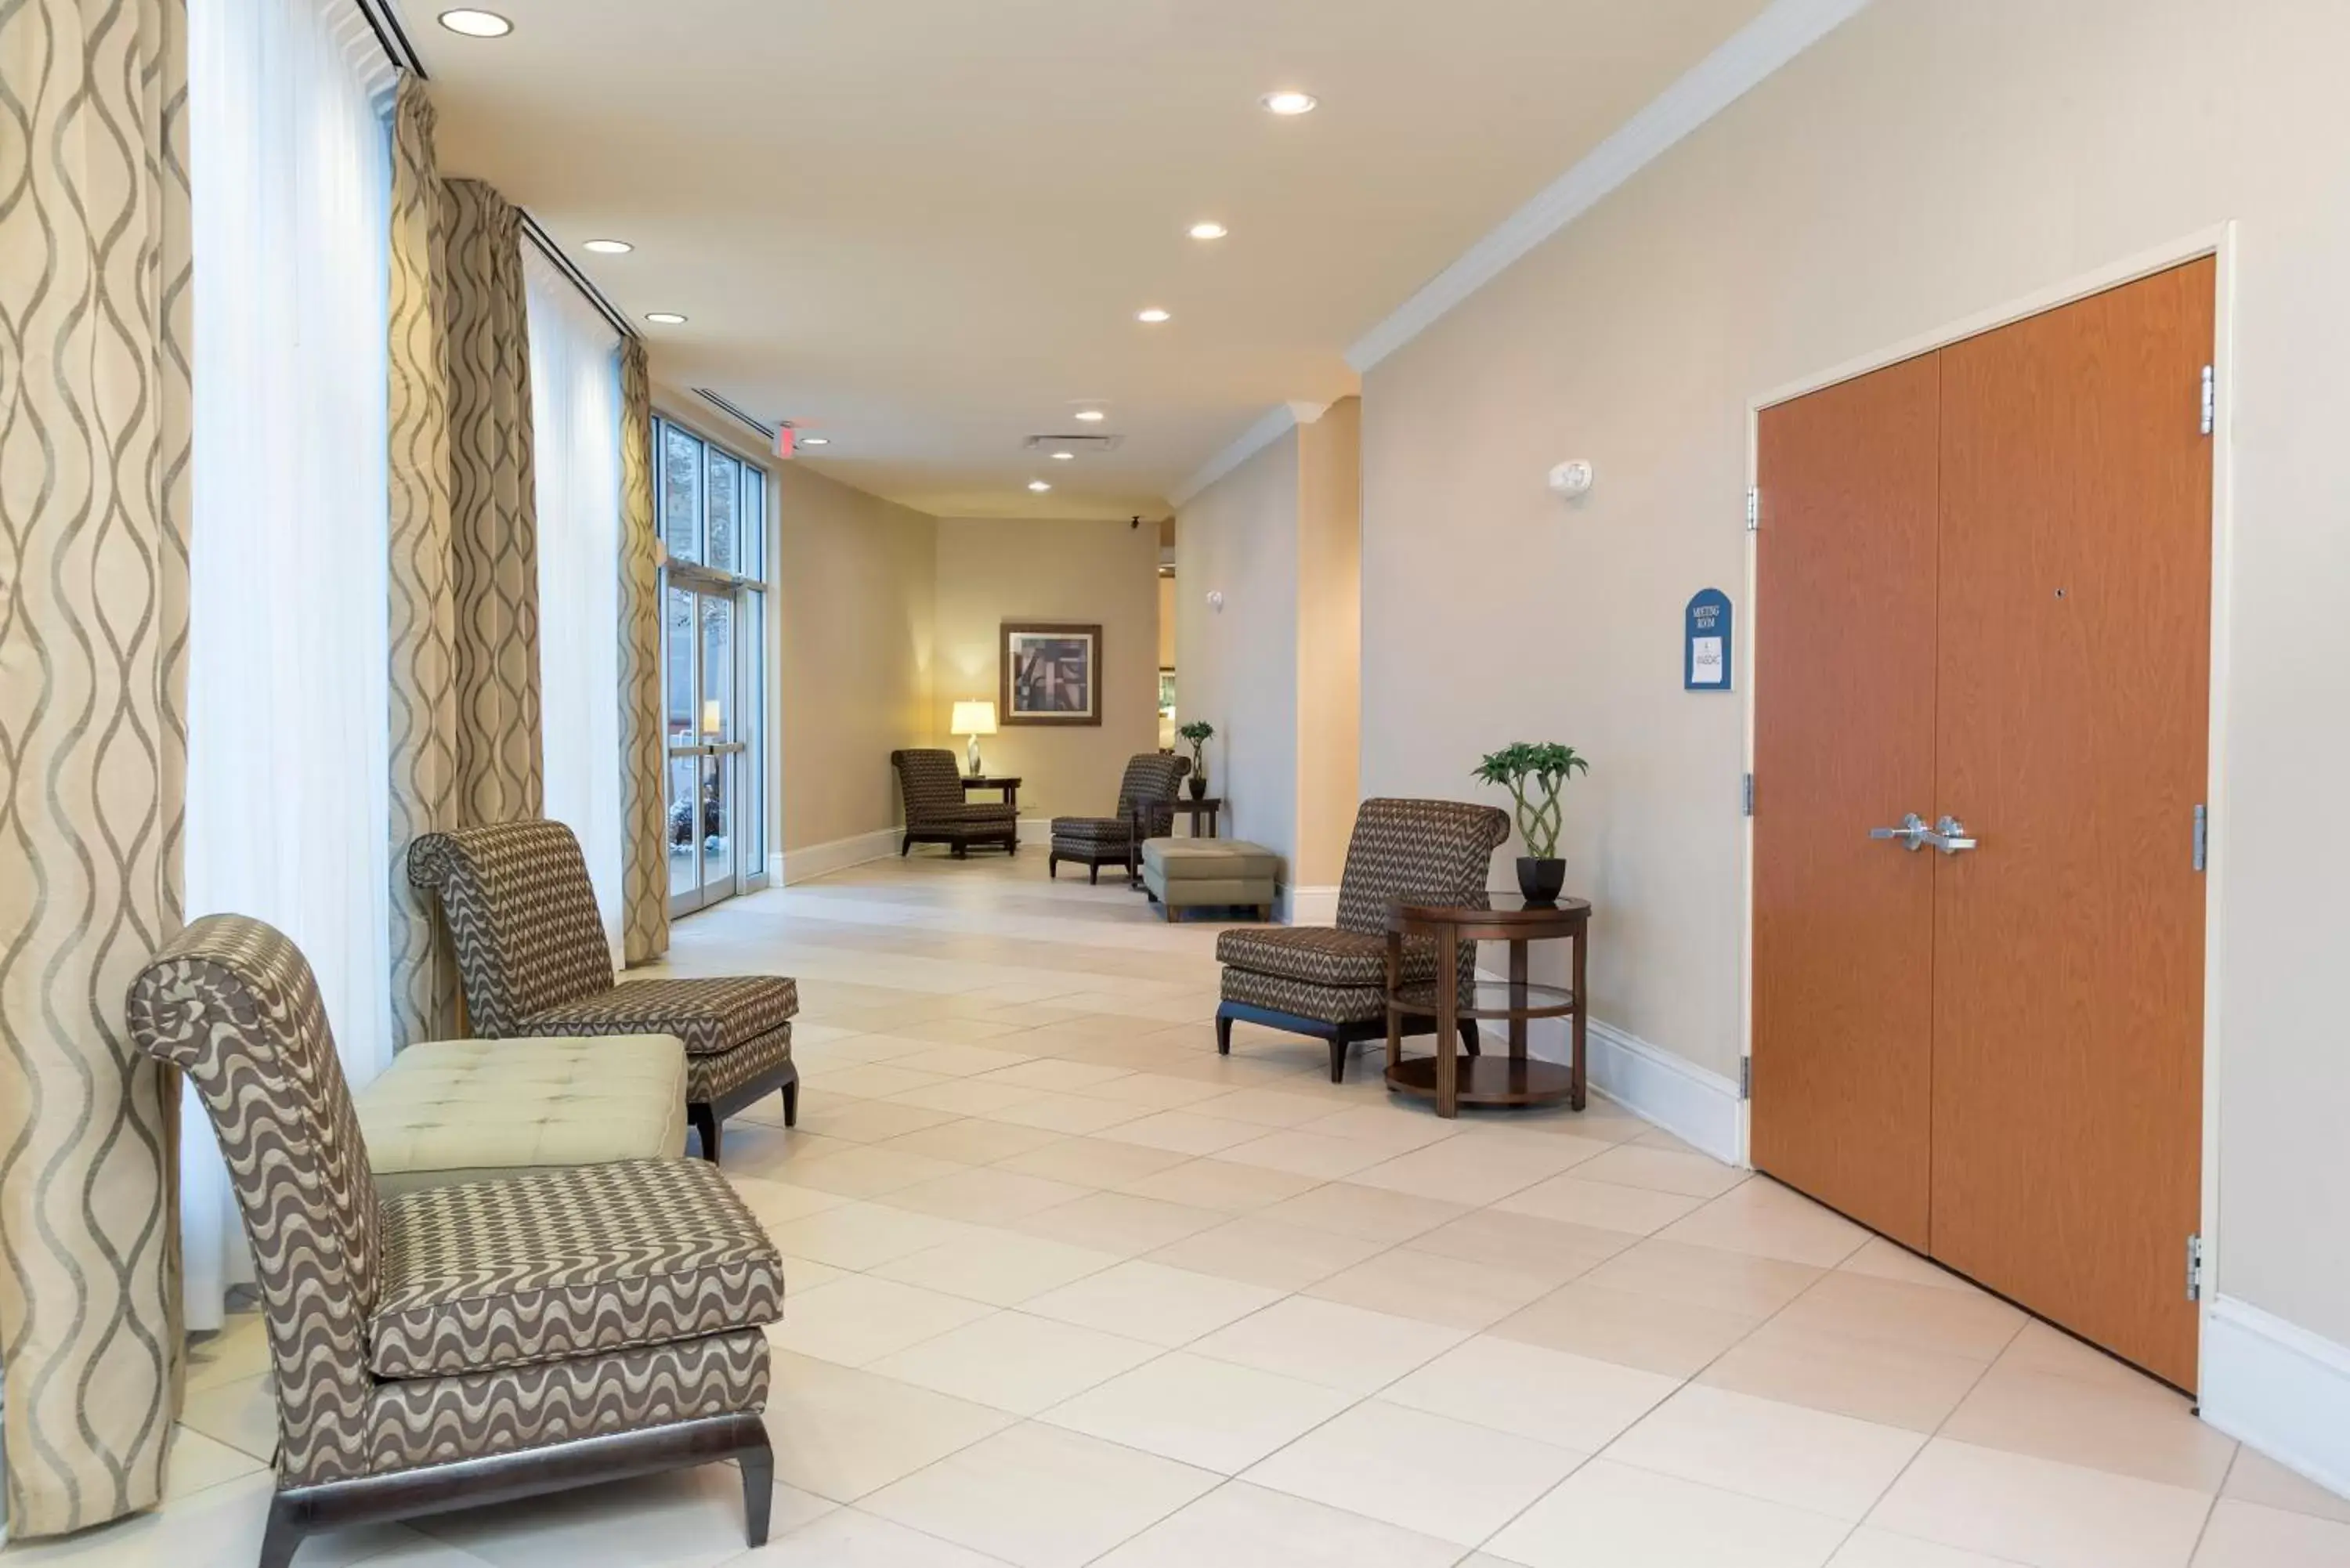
(407, 819), (797, 1161)
(127, 916), (784, 1568)
(891, 747), (1019, 858)
(1215, 798), (1509, 1082)
(1048, 752), (1190, 883)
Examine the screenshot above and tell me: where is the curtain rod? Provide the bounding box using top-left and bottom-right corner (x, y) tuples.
(354, 0), (426, 78)
(518, 211), (638, 342)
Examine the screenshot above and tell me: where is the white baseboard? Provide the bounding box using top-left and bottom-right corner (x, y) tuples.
(765, 851), (786, 884)
(1288, 886), (1340, 925)
(1587, 1019), (1745, 1165)
(779, 827), (901, 885)
(1464, 1003), (1744, 1165)
(2201, 1294), (2350, 1502)
(1019, 817), (1051, 844)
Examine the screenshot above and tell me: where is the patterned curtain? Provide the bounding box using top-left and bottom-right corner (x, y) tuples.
(385, 74), (543, 1048)
(0, 0), (190, 1536)
(616, 337), (670, 965)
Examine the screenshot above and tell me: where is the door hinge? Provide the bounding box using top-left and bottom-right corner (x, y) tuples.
(1745, 486), (1759, 530)
(2193, 804), (2208, 873)
(1739, 1057), (1752, 1100)
(1742, 772), (1755, 816)
(2200, 364), (2215, 436)
(2186, 1234), (2205, 1302)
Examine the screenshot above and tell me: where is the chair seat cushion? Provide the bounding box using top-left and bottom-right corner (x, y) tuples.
(522, 974), (797, 1056)
(1216, 924), (1440, 988)
(1051, 816), (1131, 846)
(370, 1158), (785, 1380)
(938, 803), (1018, 826)
(356, 1035), (689, 1195)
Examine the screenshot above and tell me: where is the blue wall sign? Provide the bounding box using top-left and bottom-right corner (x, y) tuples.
(1685, 588), (1734, 692)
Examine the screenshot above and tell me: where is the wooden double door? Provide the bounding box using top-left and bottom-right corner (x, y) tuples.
(1752, 259), (2214, 1389)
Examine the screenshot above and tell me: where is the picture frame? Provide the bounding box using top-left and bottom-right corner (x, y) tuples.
(1001, 621), (1102, 726)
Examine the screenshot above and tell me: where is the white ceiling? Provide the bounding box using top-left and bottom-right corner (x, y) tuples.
(418, 0), (1773, 518)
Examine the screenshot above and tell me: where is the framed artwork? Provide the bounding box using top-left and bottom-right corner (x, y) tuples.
(1001, 621), (1102, 725)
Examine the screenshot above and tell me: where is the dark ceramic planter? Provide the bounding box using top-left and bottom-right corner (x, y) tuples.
(1516, 856), (1566, 905)
(1187, 775), (1209, 800)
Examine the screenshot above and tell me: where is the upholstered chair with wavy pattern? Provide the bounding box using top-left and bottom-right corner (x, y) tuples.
(1214, 798), (1509, 1082)
(1048, 751), (1189, 883)
(407, 819), (797, 1161)
(128, 916), (785, 1568)
(891, 746), (1021, 858)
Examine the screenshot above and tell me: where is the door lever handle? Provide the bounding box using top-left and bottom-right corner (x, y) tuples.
(1925, 815), (1978, 854)
(1868, 813), (1930, 851)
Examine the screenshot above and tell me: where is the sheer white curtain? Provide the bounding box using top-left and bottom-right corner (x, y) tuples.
(526, 249), (627, 956)
(182, 0), (393, 1328)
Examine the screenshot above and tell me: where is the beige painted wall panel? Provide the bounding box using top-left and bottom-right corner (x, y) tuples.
(1177, 432), (1301, 880)
(933, 516), (1162, 822)
(774, 462), (937, 851)
(1296, 399), (1363, 888)
(1358, 0), (2350, 1341)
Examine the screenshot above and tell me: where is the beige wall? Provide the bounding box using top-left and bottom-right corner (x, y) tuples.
(1358, 0), (2350, 1343)
(1294, 399), (1363, 890)
(1176, 402), (1364, 898)
(932, 517), (1162, 822)
(1177, 432), (1301, 880)
(772, 462), (937, 851)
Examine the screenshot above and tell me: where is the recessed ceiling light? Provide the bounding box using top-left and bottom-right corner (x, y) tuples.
(1136, 308), (1171, 324)
(1028, 480), (1052, 493)
(1188, 221), (1228, 240)
(1260, 89), (1318, 116)
(1050, 451), (1076, 461)
(582, 239), (632, 255)
(644, 312), (687, 325)
(799, 435), (829, 446)
(1074, 409), (1107, 422)
(438, 8), (512, 37)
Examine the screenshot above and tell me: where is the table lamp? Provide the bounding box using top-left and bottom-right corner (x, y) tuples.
(700, 698), (723, 737)
(950, 700), (997, 776)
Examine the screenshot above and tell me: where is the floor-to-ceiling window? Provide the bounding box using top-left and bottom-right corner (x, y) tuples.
(658, 416), (768, 915)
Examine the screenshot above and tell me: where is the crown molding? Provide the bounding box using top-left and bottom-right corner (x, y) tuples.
(1344, 0), (1873, 374)
(1168, 403), (1306, 509)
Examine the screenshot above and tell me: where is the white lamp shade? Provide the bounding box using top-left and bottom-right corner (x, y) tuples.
(950, 700), (998, 736)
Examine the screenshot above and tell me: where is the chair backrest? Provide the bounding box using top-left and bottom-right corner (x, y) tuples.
(1114, 752), (1190, 817)
(406, 819), (614, 1035)
(1335, 798), (1513, 935)
(891, 748), (967, 826)
(126, 915), (381, 1487)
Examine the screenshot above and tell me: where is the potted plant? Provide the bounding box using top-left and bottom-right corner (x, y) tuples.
(1472, 742), (1590, 905)
(1177, 720), (1215, 799)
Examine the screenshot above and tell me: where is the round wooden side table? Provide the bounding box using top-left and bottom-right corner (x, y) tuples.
(1384, 896), (1590, 1118)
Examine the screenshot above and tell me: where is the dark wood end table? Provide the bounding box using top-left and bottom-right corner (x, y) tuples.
(1384, 896), (1590, 1118)
(960, 775), (1021, 813)
(1126, 796), (1224, 886)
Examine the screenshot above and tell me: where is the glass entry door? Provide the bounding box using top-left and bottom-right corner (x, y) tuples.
(667, 582), (752, 916)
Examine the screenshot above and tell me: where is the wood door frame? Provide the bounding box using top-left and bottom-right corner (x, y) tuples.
(1737, 222), (2240, 1352)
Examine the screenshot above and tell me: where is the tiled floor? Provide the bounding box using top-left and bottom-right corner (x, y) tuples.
(20, 855), (2350, 1567)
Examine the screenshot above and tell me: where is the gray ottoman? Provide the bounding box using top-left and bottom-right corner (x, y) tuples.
(1141, 838), (1280, 922)
(356, 1034), (689, 1194)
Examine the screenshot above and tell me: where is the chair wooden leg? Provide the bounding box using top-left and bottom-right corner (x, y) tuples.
(259, 1494), (306, 1568)
(689, 1102), (721, 1162)
(953, 844), (967, 860)
(1327, 1033), (1349, 1085)
(1088, 863), (1099, 884)
(1459, 1021), (1480, 1057)
(781, 1076), (799, 1128)
(738, 1425), (775, 1547)
(901, 835), (912, 857)
(1048, 854), (1059, 878)
(1216, 1013), (1233, 1056)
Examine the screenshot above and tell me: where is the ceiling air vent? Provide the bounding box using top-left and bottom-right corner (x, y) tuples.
(692, 388), (779, 442)
(1024, 433), (1123, 453)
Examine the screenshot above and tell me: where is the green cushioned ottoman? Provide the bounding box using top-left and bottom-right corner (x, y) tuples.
(1140, 838), (1279, 923)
